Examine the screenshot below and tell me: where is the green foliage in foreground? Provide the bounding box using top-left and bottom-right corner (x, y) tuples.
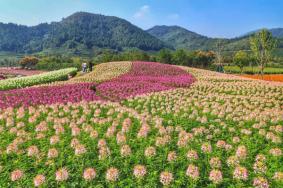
(224, 66), (283, 74)
(0, 68), (77, 90)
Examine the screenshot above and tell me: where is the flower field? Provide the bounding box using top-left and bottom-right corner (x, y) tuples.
(0, 67), (45, 77)
(0, 61), (282, 187)
(241, 74), (283, 82)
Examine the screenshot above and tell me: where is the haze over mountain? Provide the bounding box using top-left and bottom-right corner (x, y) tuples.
(0, 11), (282, 54)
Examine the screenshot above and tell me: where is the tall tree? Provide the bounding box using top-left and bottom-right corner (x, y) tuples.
(233, 51), (250, 74)
(158, 49), (172, 64)
(250, 29), (277, 76)
(173, 49), (188, 66)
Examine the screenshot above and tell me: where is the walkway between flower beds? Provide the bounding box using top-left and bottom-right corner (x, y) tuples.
(0, 61), (195, 108)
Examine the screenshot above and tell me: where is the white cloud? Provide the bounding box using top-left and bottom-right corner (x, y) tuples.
(168, 13), (180, 20)
(133, 5), (150, 19)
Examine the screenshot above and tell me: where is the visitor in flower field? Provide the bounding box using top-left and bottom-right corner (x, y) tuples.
(82, 62), (87, 73)
(88, 60), (93, 72)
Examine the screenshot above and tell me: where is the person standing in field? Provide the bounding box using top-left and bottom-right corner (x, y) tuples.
(88, 60), (93, 72)
(82, 62), (87, 73)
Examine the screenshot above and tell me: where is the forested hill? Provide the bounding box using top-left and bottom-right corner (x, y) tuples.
(0, 12), (169, 53)
(147, 25), (222, 50)
(147, 25), (283, 52)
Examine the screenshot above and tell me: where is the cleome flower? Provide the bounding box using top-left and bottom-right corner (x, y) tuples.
(11, 169), (24, 181)
(160, 171), (174, 186)
(27, 145), (39, 157)
(253, 177), (269, 188)
(186, 164), (199, 180)
(55, 168), (69, 182)
(83, 168), (96, 181)
(106, 167), (119, 182)
(34, 174), (46, 187)
(144, 146), (156, 158)
(233, 166), (248, 181)
(48, 148), (59, 159)
(209, 169), (223, 184)
(133, 165), (147, 179)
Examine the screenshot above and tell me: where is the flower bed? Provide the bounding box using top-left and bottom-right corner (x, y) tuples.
(0, 83), (100, 108)
(97, 61), (195, 100)
(241, 74), (283, 82)
(0, 68), (77, 90)
(70, 61), (132, 83)
(0, 67), (45, 76)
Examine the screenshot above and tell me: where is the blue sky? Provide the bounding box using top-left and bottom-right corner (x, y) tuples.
(0, 0), (282, 38)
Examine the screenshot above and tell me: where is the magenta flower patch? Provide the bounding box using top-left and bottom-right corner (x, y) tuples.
(0, 83), (101, 108)
(97, 61), (195, 101)
(0, 61), (195, 108)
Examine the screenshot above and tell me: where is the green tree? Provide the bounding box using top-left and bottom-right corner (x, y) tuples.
(250, 29), (277, 75)
(233, 51), (250, 74)
(158, 49), (172, 64)
(173, 49), (188, 65)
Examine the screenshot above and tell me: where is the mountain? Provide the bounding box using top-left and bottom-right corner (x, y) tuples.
(147, 25), (283, 52)
(147, 25), (223, 50)
(244, 28), (283, 38)
(270, 28), (283, 38)
(0, 12), (169, 54)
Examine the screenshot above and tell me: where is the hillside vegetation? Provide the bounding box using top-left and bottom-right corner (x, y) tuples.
(147, 25), (283, 54)
(0, 12), (168, 53)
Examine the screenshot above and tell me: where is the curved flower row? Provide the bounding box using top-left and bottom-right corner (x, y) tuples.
(0, 83), (101, 108)
(70, 61), (132, 83)
(37, 61), (133, 87)
(0, 68), (77, 90)
(0, 67), (45, 76)
(97, 61), (196, 101)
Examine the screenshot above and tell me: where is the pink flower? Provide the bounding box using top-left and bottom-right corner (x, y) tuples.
(50, 135), (60, 145)
(120, 145), (132, 157)
(209, 169), (223, 184)
(236, 145), (247, 159)
(269, 148), (282, 156)
(83, 168), (96, 181)
(34, 174), (46, 187)
(48, 148), (59, 159)
(167, 151), (177, 162)
(187, 150), (199, 160)
(209, 157), (222, 169)
(160, 171), (174, 186)
(27, 145), (39, 157)
(74, 144), (87, 156)
(273, 172), (283, 181)
(253, 177), (269, 188)
(11, 169), (24, 181)
(144, 146), (156, 157)
(133, 165), (147, 179)
(106, 167), (119, 182)
(201, 142), (212, 153)
(186, 164), (199, 180)
(55, 168), (69, 182)
(233, 166), (248, 181)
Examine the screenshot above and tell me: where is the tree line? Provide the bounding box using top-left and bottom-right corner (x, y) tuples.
(4, 29), (279, 76)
